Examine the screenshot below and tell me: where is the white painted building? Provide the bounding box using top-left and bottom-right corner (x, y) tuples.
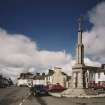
(33, 73), (45, 85)
(33, 79), (45, 85)
(17, 72), (33, 87)
(17, 72), (46, 87)
(83, 64), (105, 86)
(95, 72), (105, 83)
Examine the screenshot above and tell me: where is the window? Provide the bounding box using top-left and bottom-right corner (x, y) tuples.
(98, 73), (100, 79)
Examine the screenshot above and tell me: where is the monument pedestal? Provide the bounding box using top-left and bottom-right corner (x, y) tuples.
(72, 64), (86, 89)
(61, 64), (98, 97)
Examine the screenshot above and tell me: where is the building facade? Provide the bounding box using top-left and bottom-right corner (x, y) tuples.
(45, 67), (71, 88)
(17, 72), (34, 87)
(33, 73), (45, 85)
(0, 75), (13, 88)
(17, 68), (71, 88)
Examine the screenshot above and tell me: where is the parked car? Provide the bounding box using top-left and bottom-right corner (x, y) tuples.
(30, 85), (48, 96)
(47, 83), (66, 92)
(88, 81), (105, 90)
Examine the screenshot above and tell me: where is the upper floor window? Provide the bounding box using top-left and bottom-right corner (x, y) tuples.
(98, 73), (100, 79)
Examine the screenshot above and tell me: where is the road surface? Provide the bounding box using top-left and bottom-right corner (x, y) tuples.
(23, 95), (105, 105)
(0, 87), (105, 105)
(0, 86), (30, 105)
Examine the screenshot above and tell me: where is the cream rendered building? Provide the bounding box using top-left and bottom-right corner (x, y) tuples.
(44, 69), (54, 85)
(52, 67), (67, 88)
(45, 67), (71, 88)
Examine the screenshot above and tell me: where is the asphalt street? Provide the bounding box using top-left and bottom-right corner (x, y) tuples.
(1, 87), (105, 105)
(0, 87), (30, 105)
(23, 95), (105, 105)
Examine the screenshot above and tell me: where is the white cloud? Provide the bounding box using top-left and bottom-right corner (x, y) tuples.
(0, 29), (73, 81)
(84, 58), (100, 67)
(83, 1), (105, 63)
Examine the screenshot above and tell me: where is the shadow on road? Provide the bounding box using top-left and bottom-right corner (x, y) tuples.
(28, 94), (48, 105)
(0, 97), (20, 105)
(76, 103), (87, 105)
(35, 96), (47, 105)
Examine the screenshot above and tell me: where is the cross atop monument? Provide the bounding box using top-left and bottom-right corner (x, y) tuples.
(78, 16), (83, 31)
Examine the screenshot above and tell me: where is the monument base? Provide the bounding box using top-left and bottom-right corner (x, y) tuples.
(61, 88), (98, 97)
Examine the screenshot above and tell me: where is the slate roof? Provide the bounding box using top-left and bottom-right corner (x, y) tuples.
(33, 75), (45, 80)
(18, 72), (34, 79)
(45, 69), (54, 77)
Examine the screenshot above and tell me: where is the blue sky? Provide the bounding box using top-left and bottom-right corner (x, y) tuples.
(1, 0), (105, 80)
(0, 0), (103, 55)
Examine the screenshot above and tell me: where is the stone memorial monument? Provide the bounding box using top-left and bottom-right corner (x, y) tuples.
(62, 17), (98, 97)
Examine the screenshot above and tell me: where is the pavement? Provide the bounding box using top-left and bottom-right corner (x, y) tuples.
(49, 88), (105, 98)
(1, 87), (105, 105)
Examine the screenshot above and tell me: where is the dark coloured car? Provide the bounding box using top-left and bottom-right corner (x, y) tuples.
(30, 85), (48, 96)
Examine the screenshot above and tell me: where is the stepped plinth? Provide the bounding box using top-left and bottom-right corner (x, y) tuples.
(61, 88), (98, 97)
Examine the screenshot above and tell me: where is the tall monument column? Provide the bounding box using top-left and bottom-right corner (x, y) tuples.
(76, 17), (84, 65)
(72, 17), (86, 89)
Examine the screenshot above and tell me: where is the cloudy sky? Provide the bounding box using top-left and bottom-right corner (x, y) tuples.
(0, 0), (105, 81)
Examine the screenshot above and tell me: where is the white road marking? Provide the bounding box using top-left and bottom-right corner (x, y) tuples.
(19, 91), (31, 105)
(23, 99), (25, 102)
(19, 102), (22, 105)
(19, 99), (26, 105)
